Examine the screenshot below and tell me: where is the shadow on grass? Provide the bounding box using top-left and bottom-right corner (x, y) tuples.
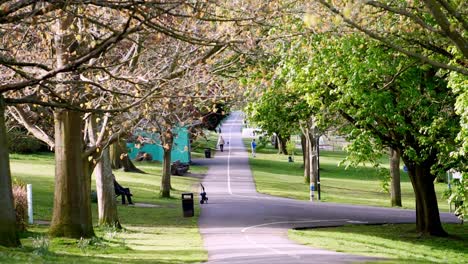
(249, 142), (413, 183)
(5, 226), (206, 264)
(291, 223), (467, 263)
(0, 247), (205, 264)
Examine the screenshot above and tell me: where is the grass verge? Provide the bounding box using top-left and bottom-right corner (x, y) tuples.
(289, 223), (468, 263)
(246, 140), (451, 212)
(2, 152), (207, 263)
(191, 130), (219, 159)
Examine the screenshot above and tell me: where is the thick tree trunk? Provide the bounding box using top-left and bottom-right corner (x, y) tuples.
(0, 96), (21, 247)
(390, 148), (402, 207)
(406, 159), (447, 236)
(277, 134), (289, 155)
(160, 130), (173, 198)
(49, 110), (94, 238)
(302, 133), (310, 184)
(94, 147), (121, 228)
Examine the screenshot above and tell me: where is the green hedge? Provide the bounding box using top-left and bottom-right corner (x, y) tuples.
(7, 128), (44, 153)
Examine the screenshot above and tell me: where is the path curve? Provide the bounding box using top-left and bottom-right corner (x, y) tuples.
(197, 111), (459, 264)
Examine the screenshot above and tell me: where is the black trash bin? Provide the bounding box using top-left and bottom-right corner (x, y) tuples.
(204, 148), (211, 158)
(182, 193), (194, 217)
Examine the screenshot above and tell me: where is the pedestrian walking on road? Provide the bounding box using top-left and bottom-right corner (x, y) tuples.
(251, 139), (257, 157)
(218, 135), (225, 152)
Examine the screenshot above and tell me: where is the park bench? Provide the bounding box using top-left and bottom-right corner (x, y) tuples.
(171, 160), (190, 176)
(114, 177), (134, 205)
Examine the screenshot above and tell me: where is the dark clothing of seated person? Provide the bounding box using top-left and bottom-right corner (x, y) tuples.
(113, 178), (133, 205)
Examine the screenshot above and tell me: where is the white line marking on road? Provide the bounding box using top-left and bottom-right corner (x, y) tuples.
(346, 220), (368, 224)
(226, 113), (238, 195)
(222, 113), (352, 261)
(241, 219), (348, 260)
(241, 219), (350, 233)
(244, 234), (301, 260)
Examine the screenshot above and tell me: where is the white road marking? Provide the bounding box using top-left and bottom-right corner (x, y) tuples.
(223, 113), (352, 260)
(346, 220), (368, 224)
(241, 219), (349, 260)
(226, 113), (239, 195)
(241, 219), (350, 233)
(244, 234), (302, 260)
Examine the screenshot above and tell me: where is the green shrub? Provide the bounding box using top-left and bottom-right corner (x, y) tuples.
(12, 179), (28, 232)
(7, 128), (43, 153)
(286, 140), (296, 157)
(256, 135), (270, 151)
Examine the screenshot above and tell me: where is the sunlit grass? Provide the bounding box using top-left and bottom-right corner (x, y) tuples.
(190, 130), (219, 159)
(289, 223), (468, 263)
(3, 151), (207, 263)
(246, 140), (451, 212)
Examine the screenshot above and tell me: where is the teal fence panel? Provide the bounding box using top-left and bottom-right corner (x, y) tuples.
(127, 126), (190, 163)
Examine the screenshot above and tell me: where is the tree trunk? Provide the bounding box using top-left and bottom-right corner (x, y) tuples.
(308, 129), (319, 201)
(49, 110), (94, 238)
(110, 141), (124, 169)
(0, 96), (21, 247)
(110, 139), (144, 173)
(277, 134), (289, 155)
(390, 148), (402, 207)
(302, 133), (310, 184)
(160, 130), (173, 198)
(121, 154), (145, 173)
(301, 134), (306, 166)
(94, 147), (121, 228)
(273, 134), (278, 149)
(406, 159), (447, 236)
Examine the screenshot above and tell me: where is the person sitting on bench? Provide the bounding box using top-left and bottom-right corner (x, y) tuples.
(113, 174), (134, 205)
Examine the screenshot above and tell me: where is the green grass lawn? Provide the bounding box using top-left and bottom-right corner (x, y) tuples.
(247, 140), (451, 212)
(249, 139), (467, 262)
(1, 152), (207, 263)
(190, 130), (219, 159)
(289, 223), (468, 263)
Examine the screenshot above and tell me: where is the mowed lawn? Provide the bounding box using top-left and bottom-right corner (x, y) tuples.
(247, 141), (451, 212)
(1, 152), (208, 264)
(247, 139), (467, 263)
(289, 223), (468, 263)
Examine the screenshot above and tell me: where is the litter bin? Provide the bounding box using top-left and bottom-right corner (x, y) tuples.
(204, 148), (211, 158)
(182, 193), (194, 217)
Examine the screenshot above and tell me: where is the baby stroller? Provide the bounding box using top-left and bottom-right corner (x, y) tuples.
(200, 183), (208, 204)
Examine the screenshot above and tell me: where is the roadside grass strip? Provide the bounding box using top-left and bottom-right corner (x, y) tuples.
(245, 140), (451, 212)
(289, 223), (468, 263)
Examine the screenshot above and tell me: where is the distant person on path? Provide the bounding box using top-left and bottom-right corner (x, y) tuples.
(251, 139), (257, 157)
(218, 135), (225, 152)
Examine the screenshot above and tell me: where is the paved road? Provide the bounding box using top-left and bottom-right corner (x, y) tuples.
(197, 111), (459, 264)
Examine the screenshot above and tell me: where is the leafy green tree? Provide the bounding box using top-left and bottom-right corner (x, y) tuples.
(245, 87), (303, 154)
(312, 0), (468, 212)
(286, 33), (463, 236)
(314, 0), (467, 75)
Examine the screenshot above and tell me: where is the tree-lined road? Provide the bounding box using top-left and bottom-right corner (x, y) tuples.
(197, 111), (459, 264)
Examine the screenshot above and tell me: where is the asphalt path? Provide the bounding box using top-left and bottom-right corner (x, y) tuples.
(197, 111), (459, 264)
